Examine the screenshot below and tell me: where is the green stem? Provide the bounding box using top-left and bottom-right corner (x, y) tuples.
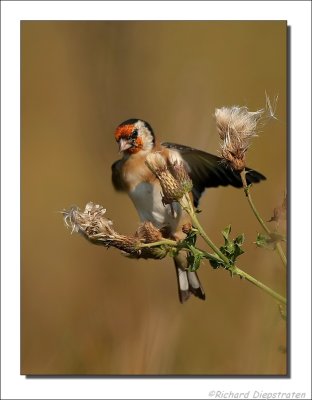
(139, 239), (177, 248)
(180, 193), (286, 305)
(231, 265), (286, 304)
(276, 243), (287, 265)
(186, 201), (229, 265)
(240, 170), (287, 268)
(240, 170), (270, 235)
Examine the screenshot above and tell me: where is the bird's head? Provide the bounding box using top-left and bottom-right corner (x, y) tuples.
(114, 119), (155, 154)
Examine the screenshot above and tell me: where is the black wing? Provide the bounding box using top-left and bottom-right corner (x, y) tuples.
(111, 159), (126, 192)
(162, 142), (266, 207)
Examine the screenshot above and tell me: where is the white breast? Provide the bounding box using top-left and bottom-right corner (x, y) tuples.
(129, 181), (182, 231)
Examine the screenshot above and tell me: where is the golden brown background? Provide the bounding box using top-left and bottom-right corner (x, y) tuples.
(21, 21), (287, 375)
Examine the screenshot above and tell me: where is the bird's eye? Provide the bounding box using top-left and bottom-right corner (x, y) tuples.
(131, 129), (138, 139)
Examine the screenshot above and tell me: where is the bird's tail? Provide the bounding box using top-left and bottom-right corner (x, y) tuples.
(173, 253), (205, 303)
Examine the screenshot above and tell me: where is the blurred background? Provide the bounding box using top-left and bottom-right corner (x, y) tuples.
(21, 21), (287, 375)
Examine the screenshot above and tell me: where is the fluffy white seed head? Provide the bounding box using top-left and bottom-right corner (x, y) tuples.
(215, 106), (264, 171)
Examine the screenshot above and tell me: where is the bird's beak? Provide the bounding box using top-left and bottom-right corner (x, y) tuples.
(118, 138), (132, 153)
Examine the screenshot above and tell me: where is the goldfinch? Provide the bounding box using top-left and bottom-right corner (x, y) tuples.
(112, 119), (265, 303)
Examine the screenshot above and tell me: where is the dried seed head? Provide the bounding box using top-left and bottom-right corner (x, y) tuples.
(146, 153), (193, 204)
(145, 152), (167, 175)
(170, 160), (193, 194)
(136, 221), (163, 243)
(132, 222), (168, 259)
(182, 222), (193, 234)
(62, 202), (140, 256)
(215, 106), (264, 171)
(62, 202), (169, 259)
(145, 153), (185, 203)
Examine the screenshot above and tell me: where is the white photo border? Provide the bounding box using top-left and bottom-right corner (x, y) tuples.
(1, 1), (311, 399)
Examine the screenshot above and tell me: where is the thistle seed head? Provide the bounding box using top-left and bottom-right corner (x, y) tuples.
(215, 106), (264, 171)
(145, 152), (167, 175)
(145, 153), (192, 204)
(169, 160), (193, 194)
(135, 221), (168, 259)
(182, 222), (193, 234)
(62, 203), (169, 259)
(62, 202), (140, 255)
(136, 221), (163, 243)
(124, 221), (168, 259)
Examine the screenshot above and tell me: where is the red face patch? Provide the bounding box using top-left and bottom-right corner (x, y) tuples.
(114, 124), (133, 141)
(126, 137), (143, 154)
(114, 125), (143, 153)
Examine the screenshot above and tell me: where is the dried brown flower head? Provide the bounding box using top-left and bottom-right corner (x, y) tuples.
(135, 221), (168, 259)
(62, 202), (168, 259)
(215, 106), (264, 171)
(145, 153), (192, 204)
(62, 202), (141, 255)
(136, 221), (163, 243)
(182, 222), (193, 234)
(169, 159), (193, 194)
(145, 153), (184, 203)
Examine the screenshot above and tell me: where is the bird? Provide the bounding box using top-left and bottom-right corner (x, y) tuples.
(111, 118), (265, 303)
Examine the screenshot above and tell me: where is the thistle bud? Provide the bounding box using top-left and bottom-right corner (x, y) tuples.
(182, 222), (193, 234)
(145, 153), (185, 203)
(135, 221), (168, 259)
(145, 153), (193, 204)
(136, 221), (163, 243)
(215, 106), (263, 171)
(169, 159), (193, 194)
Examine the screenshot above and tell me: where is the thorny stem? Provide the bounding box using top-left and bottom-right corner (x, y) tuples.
(179, 193), (286, 305)
(240, 169), (287, 268)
